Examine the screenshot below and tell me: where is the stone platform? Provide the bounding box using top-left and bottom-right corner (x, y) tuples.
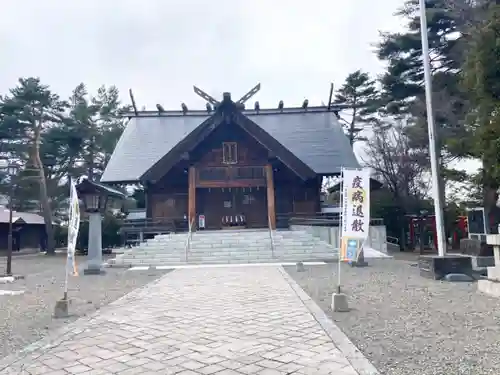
(109, 229), (339, 268)
(0, 266), (378, 375)
(478, 234), (500, 297)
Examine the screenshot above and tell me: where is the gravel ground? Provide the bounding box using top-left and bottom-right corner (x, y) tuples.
(285, 259), (500, 375)
(0, 254), (170, 360)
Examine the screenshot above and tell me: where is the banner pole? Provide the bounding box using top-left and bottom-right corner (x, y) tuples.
(63, 178), (72, 301)
(63, 262), (69, 300)
(337, 168), (343, 293)
(55, 177), (81, 318)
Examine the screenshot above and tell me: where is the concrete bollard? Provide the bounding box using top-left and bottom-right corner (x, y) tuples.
(331, 293), (349, 312)
(478, 234), (500, 297)
(54, 298), (71, 318)
(350, 248), (368, 267)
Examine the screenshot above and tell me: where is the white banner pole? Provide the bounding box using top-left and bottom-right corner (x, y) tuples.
(55, 177), (81, 317)
(337, 167), (343, 293)
(63, 178), (72, 301)
(63, 261), (69, 300)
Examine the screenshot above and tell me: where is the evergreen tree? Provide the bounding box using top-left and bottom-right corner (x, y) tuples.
(0, 78), (67, 253)
(377, 0), (469, 159)
(461, 3), (500, 229)
(333, 70), (379, 146)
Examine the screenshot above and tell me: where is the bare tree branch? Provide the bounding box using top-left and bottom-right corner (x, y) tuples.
(362, 118), (429, 211)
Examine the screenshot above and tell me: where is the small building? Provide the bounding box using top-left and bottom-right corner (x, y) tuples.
(0, 210), (45, 251)
(101, 92), (359, 231)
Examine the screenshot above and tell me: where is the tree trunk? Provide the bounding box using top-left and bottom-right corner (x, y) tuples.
(400, 223), (407, 251)
(483, 184), (499, 234)
(396, 195), (407, 251)
(348, 105), (357, 147)
(88, 135), (95, 180)
(482, 160), (500, 235)
(33, 128), (56, 254)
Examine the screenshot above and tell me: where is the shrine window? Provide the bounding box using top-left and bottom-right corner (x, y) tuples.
(222, 142), (238, 164)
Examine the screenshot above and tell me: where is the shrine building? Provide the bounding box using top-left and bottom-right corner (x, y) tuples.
(101, 88), (359, 231)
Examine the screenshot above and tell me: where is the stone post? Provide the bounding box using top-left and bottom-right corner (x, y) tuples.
(84, 213), (105, 275)
(477, 234), (500, 297)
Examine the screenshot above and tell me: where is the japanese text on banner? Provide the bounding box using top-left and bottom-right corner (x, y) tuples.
(341, 168), (370, 239)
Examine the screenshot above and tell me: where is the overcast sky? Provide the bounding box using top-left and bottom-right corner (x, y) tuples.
(0, 0), (405, 109)
(0, 0), (481, 178)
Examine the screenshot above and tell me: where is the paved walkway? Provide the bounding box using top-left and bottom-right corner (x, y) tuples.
(1, 266), (378, 375)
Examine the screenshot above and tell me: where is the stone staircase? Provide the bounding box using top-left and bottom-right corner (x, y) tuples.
(108, 229), (338, 267)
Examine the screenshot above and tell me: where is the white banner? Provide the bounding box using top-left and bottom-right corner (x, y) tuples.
(66, 179), (80, 276)
(341, 168), (371, 239)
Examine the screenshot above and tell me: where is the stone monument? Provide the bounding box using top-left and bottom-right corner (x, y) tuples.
(477, 234), (500, 297)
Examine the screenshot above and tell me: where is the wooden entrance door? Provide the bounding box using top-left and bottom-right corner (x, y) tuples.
(197, 189), (233, 229)
(197, 188), (267, 229)
(240, 188), (267, 228)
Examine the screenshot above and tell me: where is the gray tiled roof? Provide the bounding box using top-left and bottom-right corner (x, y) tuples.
(0, 210), (45, 224)
(247, 111), (359, 174)
(101, 115), (209, 182)
(100, 109), (359, 183)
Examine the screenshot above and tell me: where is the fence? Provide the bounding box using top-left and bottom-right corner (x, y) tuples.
(290, 217), (388, 254)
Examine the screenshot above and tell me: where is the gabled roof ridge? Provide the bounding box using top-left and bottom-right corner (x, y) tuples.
(123, 106), (338, 118)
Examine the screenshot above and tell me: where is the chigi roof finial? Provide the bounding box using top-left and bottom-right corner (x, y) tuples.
(236, 83), (260, 105)
(193, 86), (219, 106)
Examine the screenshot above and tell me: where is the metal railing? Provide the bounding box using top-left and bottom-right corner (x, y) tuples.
(387, 236), (399, 245)
(386, 235), (401, 252)
(268, 214), (275, 259)
(120, 216), (189, 235)
(184, 218), (194, 262)
(287, 214), (384, 227)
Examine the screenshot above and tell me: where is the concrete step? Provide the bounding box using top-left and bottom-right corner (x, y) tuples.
(151, 234), (313, 240)
(115, 247), (338, 256)
(133, 243), (331, 251)
(113, 229), (340, 267)
(117, 252), (337, 261)
(146, 234), (317, 242)
(122, 243), (334, 251)
(142, 239), (330, 246)
(119, 247), (335, 256)
(115, 252), (338, 261)
(110, 255), (338, 266)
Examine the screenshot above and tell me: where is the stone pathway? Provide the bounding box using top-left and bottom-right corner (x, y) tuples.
(0, 266), (377, 375)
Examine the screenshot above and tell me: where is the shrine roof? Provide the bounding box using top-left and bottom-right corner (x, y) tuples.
(101, 107), (359, 183)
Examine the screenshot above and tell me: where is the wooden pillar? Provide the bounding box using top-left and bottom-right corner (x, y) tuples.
(144, 182), (152, 219)
(265, 164), (276, 230)
(188, 166), (196, 229)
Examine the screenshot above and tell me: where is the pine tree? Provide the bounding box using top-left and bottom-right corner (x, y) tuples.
(0, 78), (67, 254)
(333, 70), (379, 146)
(461, 3), (500, 230)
